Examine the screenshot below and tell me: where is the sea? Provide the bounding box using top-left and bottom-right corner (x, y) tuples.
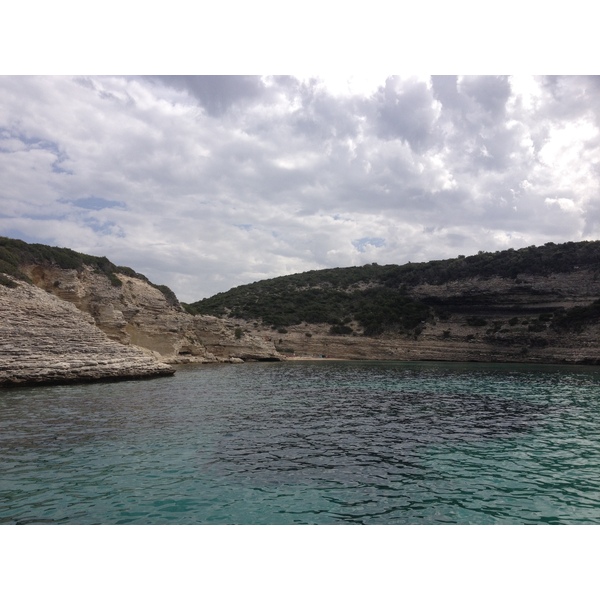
(1, 359), (600, 525)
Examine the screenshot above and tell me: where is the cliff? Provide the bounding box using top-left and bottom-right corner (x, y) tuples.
(21, 263), (280, 364)
(257, 271), (600, 364)
(3, 236), (600, 387)
(0, 277), (175, 386)
(0, 237), (282, 386)
(189, 242), (600, 365)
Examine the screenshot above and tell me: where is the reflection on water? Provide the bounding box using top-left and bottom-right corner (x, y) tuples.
(1, 361), (600, 524)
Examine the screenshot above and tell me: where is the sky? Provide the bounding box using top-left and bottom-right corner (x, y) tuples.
(1, 74), (600, 302)
(1, 1), (599, 303)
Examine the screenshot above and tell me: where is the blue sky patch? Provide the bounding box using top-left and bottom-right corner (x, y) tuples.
(0, 227), (53, 245)
(71, 197), (127, 211)
(83, 215), (125, 237)
(352, 237), (386, 252)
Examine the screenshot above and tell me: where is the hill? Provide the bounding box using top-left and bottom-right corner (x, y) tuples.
(3, 235), (600, 371)
(185, 241), (600, 333)
(0, 237), (282, 386)
(0, 236), (178, 306)
(185, 241), (600, 364)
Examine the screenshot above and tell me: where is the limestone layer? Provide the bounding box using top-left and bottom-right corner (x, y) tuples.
(22, 264), (282, 364)
(0, 279), (175, 386)
(250, 271), (600, 365)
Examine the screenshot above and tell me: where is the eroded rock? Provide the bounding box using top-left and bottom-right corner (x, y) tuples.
(0, 278), (175, 386)
(20, 264), (282, 364)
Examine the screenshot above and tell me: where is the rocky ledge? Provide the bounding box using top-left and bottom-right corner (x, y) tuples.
(24, 263), (282, 364)
(0, 279), (175, 387)
(256, 271), (600, 365)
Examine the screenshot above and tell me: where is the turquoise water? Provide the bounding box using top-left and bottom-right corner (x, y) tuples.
(1, 360), (600, 524)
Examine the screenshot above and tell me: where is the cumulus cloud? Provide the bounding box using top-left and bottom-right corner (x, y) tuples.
(1, 75), (600, 301)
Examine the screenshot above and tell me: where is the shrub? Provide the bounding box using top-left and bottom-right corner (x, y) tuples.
(108, 272), (123, 287)
(552, 299), (600, 332)
(330, 324), (353, 335)
(0, 273), (17, 288)
(154, 284), (179, 307)
(466, 317), (487, 327)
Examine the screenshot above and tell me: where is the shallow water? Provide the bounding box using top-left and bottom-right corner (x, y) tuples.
(1, 360), (600, 524)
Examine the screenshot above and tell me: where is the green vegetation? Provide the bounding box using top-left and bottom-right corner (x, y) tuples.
(1, 236), (121, 282)
(0, 273), (18, 288)
(6, 235), (600, 339)
(378, 241), (600, 287)
(153, 284), (179, 307)
(0, 236), (179, 304)
(108, 272), (123, 287)
(186, 240), (600, 337)
(187, 280), (430, 336)
(466, 317), (488, 327)
(552, 300), (600, 332)
(354, 288), (430, 335)
(330, 324), (353, 335)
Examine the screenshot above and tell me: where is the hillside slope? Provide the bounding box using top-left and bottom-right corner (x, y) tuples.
(187, 241), (600, 365)
(0, 277), (175, 386)
(0, 237), (282, 382)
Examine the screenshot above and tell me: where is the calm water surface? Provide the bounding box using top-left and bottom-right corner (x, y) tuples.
(1, 360), (600, 524)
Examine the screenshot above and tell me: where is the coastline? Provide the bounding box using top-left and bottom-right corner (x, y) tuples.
(284, 355), (345, 361)
(0, 279), (176, 388)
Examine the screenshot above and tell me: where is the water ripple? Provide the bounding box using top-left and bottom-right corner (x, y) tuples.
(1, 361), (600, 524)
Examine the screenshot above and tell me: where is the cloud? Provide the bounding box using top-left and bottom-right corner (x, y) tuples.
(373, 76), (439, 151)
(149, 76), (269, 117)
(459, 75), (512, 119)
(1, 75), (600, 302)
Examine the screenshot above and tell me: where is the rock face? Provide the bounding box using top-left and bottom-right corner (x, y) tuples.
(0, 279), (175, 386)
(20, 264), (281, 364)
(250, 271), (600, 365)
(5, 237), (599, 386)
(190, 315), (282, 362)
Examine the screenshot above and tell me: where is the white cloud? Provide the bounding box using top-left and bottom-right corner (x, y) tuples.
(544, 197), (581, 214)
(1, 75), (600, 302)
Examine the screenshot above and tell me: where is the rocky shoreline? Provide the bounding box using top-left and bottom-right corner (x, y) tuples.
(0, 263), (282, 387)
(238, 270), (600, 366)
(3, 242), (600, 387)
(0, 279), (176, 387)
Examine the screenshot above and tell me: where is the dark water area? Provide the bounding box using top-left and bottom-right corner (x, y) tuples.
(1, 360), (600, 524)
